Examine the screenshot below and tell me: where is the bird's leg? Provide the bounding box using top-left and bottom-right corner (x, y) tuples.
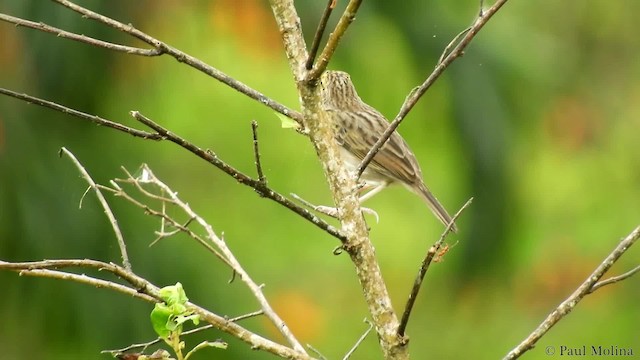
(290, 191), (380, 223)
(358, 182), (389, 203)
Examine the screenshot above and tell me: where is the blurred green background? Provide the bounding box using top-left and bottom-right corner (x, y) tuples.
(1, 1), (639, 359)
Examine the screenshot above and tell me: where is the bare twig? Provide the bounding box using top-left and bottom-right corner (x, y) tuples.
(305, 0), (337, 70)
(0, 259), (157, 299)
(306, 344), (328, 360)
(589, 264), (640, 293)
(251, 120), (267, 185)
(117, 165), (306, 354)
(398, 197), (474, 337)
(103, 310), (264, 355)
(503, 226), (640, 360)
(437, 27), (472, 65)
(0, 1), (302, 123)
(0, 13), (160, 56)
(60, 147), (131, 271)
(130, 111), (345, 242)
(0, 88), (345, 241)
(307, 0), (364, 81)
(52, 0), (302, 123)
(102, 180), (232, 268)
(0, 259), (309, 359)
(342, 319), (374, 360)
(356, 0), (510, 178)
(0, 88), (161, 139)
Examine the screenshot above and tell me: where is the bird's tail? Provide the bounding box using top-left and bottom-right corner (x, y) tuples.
(415, 183), (458, 233)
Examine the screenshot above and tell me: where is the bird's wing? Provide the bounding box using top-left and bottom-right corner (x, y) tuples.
(333, 105), (423, 184)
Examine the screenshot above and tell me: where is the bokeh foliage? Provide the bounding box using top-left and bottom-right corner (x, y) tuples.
(1, 1), (639, 359)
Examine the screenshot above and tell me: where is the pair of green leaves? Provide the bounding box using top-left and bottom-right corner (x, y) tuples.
(150, 283), (200, 339)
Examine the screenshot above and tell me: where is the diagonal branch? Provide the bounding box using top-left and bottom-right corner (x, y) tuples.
(503, 226), (640, 360)
(356, 0), (510, 178)
(0, 88), (161, 139)
(0, 13), (160, 56)
(60, 147), (131, 271)
(305, 0), (337, 70)
(588, 264), (640, 293)
(397, 197), (473, 337)
(130, 111), (346, 242)
(0, 87), (345, 241)
(307, 0), (364, 81)
(0, 1), (302, 123)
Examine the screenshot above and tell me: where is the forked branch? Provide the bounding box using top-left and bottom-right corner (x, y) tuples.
(504, 226), (640, 360)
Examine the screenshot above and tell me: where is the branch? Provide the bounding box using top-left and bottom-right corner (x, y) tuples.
(342, 319), (374, 360)
(60, 147), (131, 271)
(397, 197), (474, 337)
(307, 0), (364, 81)
(113, 165), (306, 354)
(103, 310), (264, 355)
(0, 1), (302, 123)
(0, 13), (160, 56)
(589, 264), (640, 293)
(305, 0), (337, 70)
(503, 226), (640, 360)
(251, 120), (267, 185)
(0, 87), (345, 241)
(0, 259), (311, 359)
(269, 2), (407, 359)
(130, 111), (346, 242)
(356, 0), (510, 178)
(0, 88), (161, 139)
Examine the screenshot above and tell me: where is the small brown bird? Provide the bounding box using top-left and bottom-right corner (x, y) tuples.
(319, 70), (457, 232)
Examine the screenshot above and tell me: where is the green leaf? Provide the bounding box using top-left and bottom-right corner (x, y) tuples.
(150, 303), (173, 338)
(158, 282), (188, 306)
(274, 112), (300, 129)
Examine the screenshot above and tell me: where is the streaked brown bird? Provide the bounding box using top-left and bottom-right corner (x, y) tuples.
(319, 70), (457, 232)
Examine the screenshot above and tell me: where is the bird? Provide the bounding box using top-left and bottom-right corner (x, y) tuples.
(319, 70), (457, 232)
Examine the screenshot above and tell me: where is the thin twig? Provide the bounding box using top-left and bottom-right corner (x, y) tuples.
(437, 27), (472, 65)
(103, 310), (264, 354)
(397, 197), (473, 337)
(119, 164), (306, 354)
(307, 0), (364, 81)
(102, 179), (233, 269)
(0, 88), (161, 139)
(0, 13), (160, 56)
(356, 0), (510, 178)
(60, 147), (131, 271)
(251, 120), (267, 185)
(503, 226), (640, 360)
(0, 259), (157, 298)
(342, 319), (374, 360)
(32, 0), (303, 124)
(306, 344), (328, 360)
(589, 264), (640, 293)
(130, 111), (346, 242)
(305, 0), (337, 70)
